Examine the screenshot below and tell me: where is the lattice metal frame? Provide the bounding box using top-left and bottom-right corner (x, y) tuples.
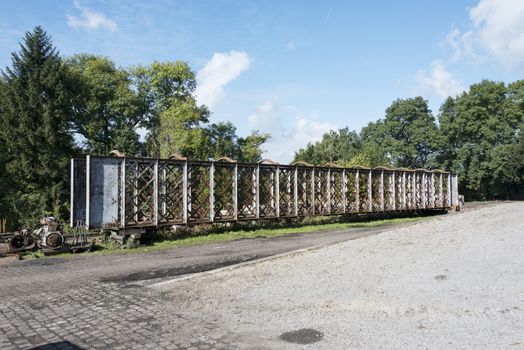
(345, 170), (358, 213)
(213, 163), (235, 221)
(237, 164), (257, 219)
(371, 171), (382, 211)
(186, 163), (211, 222)
(384, 171), (395, 211)
(330, 169), (344, 214)
(259, 165), (278, 218)
(278, 166), (296, 217)
(158, 161), (184, 224)
(124, 159), (155, 226)
(315, 168), (330, 215)
(75, 155), (456, 229)
(296, 167), (314, 216)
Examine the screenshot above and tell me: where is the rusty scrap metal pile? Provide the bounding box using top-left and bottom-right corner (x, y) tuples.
(71, 154), (459, 231)
(0, 217), (92, 255)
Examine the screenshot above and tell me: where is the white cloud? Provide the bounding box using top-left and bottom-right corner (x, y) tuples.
(415, 60), (465, 99)
(67, 1), (118, 32)
(248, 99), (336, 163)
(447, 0), (524, 67)
(195, 51), (252, 109)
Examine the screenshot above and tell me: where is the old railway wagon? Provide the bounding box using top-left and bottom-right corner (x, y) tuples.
(70, 155), (459, 231)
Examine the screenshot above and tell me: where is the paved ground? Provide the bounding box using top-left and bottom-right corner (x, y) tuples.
(155, 201), (524, 349)
(0, 202), (517, 349)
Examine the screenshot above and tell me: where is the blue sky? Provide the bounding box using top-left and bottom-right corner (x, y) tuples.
(1, 0), (523, 162)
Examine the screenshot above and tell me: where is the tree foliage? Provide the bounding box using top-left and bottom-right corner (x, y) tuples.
(0, 27), (76, 227)
(295, 91), (523, 199)
(0, 27), (268, 228)
(438, 80), (523, 199)
(67, 54), (145, 155)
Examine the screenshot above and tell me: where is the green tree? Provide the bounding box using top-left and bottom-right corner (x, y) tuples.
(0, 27), (76, 227)
(132, 61), (209, 158)
(294, 128), (361, 164)
(66, 54), (145, 156)
(236, 131), (269, 162)
(204, 122), (269, 162)
(438, 80), (523, 199)
(382, 97), (440, 168)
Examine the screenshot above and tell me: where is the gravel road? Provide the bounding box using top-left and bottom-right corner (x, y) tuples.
(155, 202), (524, 349)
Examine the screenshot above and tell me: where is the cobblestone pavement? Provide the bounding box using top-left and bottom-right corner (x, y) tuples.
(0, 204), (494, 349)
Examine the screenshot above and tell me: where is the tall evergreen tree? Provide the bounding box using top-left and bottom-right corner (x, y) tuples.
(0, 27), (76, 227)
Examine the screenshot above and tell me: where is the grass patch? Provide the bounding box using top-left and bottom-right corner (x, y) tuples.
(37, 213), (434, 259)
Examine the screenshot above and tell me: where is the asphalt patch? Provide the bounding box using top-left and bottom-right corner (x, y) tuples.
(100, 255), (263, 283)
(17, 258), (65, 266)
(279, 328), (324, 344)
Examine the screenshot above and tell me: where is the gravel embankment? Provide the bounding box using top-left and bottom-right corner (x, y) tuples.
(156, 202), (524, 349)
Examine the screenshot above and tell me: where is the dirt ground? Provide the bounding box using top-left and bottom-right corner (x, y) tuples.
(154, 201), (524, 349)
(0, 201), (519, 349)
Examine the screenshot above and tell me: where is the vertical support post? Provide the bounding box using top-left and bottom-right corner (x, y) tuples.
(255, 164), (260, 219)
(430, 173), (435, 208)
(402, 171), (408, 210)
(451, 174), (459, 207)
(447, 173), (451, 207)
(233, 163), (238, 220)
(327, 168), (332, 215)
(294, 167), (298, 216)
(311, 168), (315, 215)
(423, 173), (428, 209)
(342, 169), (347, 213)
(355, 170), (360, 213)
(275, 166), (280, 218)
(380, 170), (384, 211)
(392, 172), (396, 211)
(209, 161), (215, 222)
(368, 170), (373, 212)
(412, 172), (417, 209)
(121, 158), (126, 228)
(85, 155), (91, 229)
(133, 161), (138, 223)
(161, 163), (166, 219)
(183, 160), (188, 224)
(70, 159), (75, 228)
(153, 159), (159, 226)
(439, 173), (443, 207)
